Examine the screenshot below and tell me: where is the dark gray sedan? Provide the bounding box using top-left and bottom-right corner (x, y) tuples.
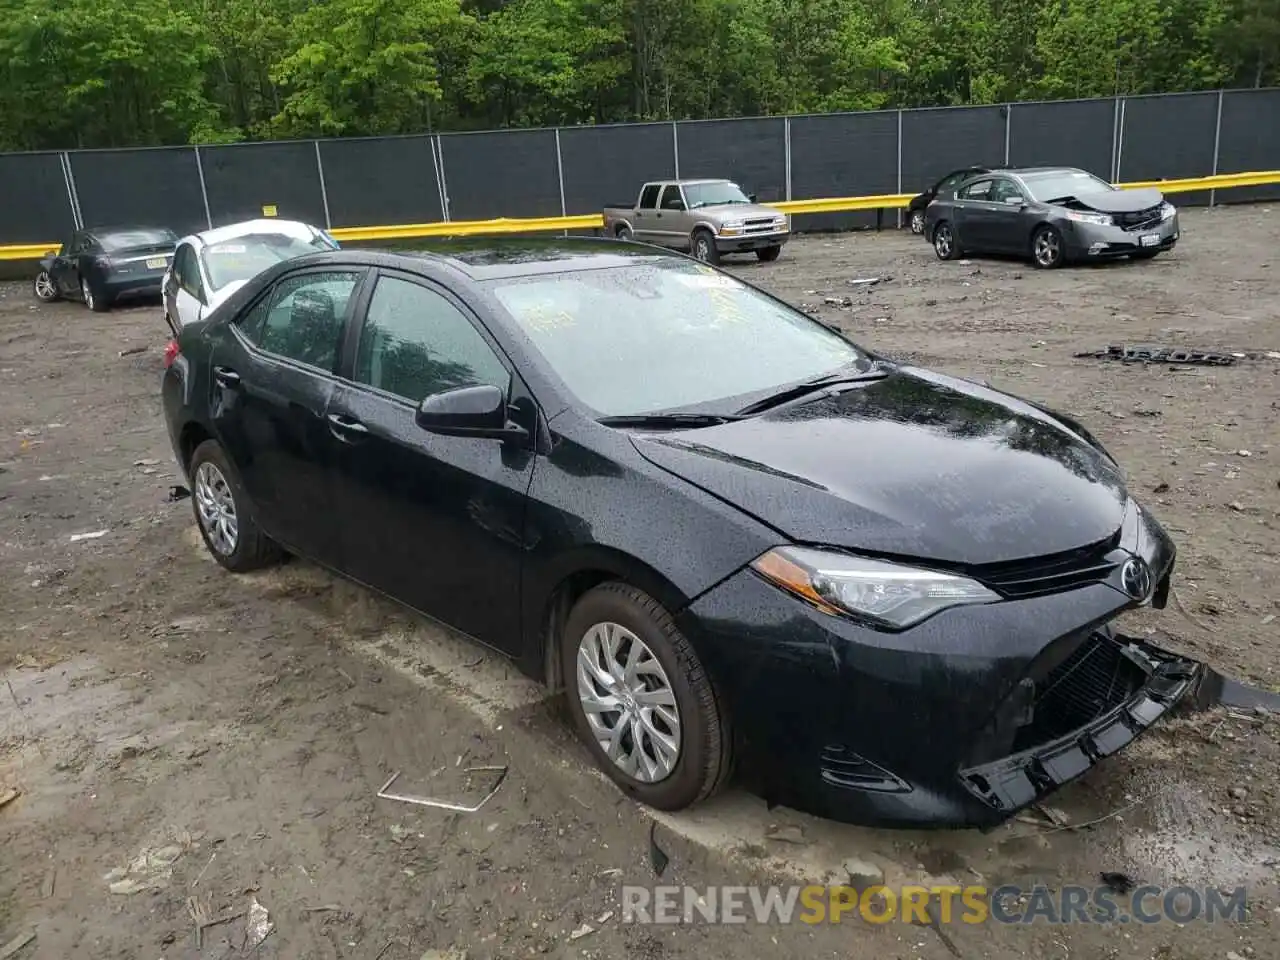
(925, 167), (1180, 269)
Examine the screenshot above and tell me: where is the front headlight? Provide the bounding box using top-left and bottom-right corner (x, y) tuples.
(774, 216), (789, 231)
(720, 220), (745, 236)
(751, 546), (999, 630)
(1160, 201), (1176, 221)
(1065, 210), (1113, 227)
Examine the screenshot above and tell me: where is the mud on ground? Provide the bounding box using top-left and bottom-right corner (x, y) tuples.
(1, 206), (1278, 959)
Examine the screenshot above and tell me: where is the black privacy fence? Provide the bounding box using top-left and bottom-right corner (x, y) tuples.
(2, 88), (1278, 246)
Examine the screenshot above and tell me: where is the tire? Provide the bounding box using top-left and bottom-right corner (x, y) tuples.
(81, 277), (109, 313)
(33, 270), (58, 302)
(932, 221), (962, 261)
(909, 209), (926, 235)
(1031, 225), (1065, 269)
(615, 223), (634, 241)
(189, 439), (281, 573)
(756, 245), (782, 263)
(562, 582), (731, 810)
(691, 229), (720, 265)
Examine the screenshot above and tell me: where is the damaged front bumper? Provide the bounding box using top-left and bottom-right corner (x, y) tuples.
(1065, 212), (1180, 259)
(958, 633), (1201, 815)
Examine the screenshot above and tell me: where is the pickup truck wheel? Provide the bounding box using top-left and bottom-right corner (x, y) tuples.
(755, 246), (782, 262)
(615, 224), (634, 241)
(691, 229), (720, 265)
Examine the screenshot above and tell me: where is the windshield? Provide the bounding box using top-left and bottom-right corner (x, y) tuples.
(1023, 170), (1115, 202)
(201, 232), (334, 291)
(99, 228), (176, 252)
(487, 261), (865, 417)
(683, 182), (751, 209)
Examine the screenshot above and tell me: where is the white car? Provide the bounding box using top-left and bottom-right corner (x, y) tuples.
(162, 219), (339, 334)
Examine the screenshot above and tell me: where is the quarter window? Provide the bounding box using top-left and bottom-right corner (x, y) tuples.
(244, 270), (360, 371)
(355, 276), (508, 402)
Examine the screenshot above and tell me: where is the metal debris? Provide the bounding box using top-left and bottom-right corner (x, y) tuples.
(848, 276), (890, 287)
(823, 296), (853, 307)
(568, 923), (595, 941)
(69, 530), (108, 543)
(1074, 344), (1238, 366)
(376, 765), (507, 813)
(118, 346), (148, 357)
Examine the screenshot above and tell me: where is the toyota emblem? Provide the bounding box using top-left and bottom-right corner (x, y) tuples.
(1120, 556), (1153, 601)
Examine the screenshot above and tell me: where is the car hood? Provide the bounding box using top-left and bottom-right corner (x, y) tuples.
(630, 367), (1129, 566)
(1051, 187), (1164, 213)
(696, 203), (784, 222)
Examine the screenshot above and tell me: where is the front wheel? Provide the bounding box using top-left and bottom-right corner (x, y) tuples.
(562, 582), (731, 810)
(189, 439), (281, 572)
(1031, 225), (1065, 269)
(81, 277), (109, 312)
(933, 221), (962, 261)
(33, 270), (58, 302)
(909, 209), (926, 235)
(691, 229), (720, 265)
(756, 245), (782, 263)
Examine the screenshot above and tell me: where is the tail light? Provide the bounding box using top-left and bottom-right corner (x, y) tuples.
(163, 339), (180, 369)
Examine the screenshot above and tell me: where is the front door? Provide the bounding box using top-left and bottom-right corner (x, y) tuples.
(953, 178), (999, 251)
(206, 267), (366, 563)
(50, 234), (85, 296)
(323, 270), (536, 654)
(654, 184), (689, 248)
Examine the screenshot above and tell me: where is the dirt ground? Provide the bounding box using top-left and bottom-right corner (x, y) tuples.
(2, 205), (1279, 960)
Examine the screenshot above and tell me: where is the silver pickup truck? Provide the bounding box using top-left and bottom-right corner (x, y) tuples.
(601, 179), (790, 264)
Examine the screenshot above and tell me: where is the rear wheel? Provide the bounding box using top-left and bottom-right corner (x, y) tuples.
(562, 582), (731, 810)
(81, 277), (109, 313)
(615, 223), (634, 241)
(33, 271), (58, 302)
(909, 209), (926, 235)
(691, 229), (720, 265)
(1031, 225), (1065, 269)
(933, 221), (962, 260)
(756, 245), (782, 262)
(189, 439), (281, 573)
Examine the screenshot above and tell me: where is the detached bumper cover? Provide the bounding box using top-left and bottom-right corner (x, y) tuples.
(958, 634), (1201, 814)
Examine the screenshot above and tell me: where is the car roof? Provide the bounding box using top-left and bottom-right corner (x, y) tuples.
(186, 218), (320, 247)
(280, 238), (685, 282)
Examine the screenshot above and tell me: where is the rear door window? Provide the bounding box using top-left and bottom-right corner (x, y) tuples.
(958, 179), (994, 200)
(242, 270), (362, 372)
(638, 184), (660, 209)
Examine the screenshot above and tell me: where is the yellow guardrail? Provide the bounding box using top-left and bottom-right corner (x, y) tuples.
(3, 170), (1278, 260)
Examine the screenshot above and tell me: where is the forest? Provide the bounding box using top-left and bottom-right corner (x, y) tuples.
(0, 0), (1277, 152)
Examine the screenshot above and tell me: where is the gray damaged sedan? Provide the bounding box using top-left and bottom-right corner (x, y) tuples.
(926, 167), (1180, 269)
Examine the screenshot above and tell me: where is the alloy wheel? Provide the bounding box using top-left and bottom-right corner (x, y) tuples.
(934, 225), (953, 258)
(34, 271), (56, 301)
(576, 621), (681, 783)
(693, 237), (712, 262)
(194, 461), (239, 556)
(1034, 230), (1060, 267)
(910, 210), (925, 234)
(80, 279), (95, 311)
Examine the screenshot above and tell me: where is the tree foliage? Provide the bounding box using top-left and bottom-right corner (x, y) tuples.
(0, 0), (1276, 150)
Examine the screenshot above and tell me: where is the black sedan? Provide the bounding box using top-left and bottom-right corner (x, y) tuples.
(161, 239), (1200, 827)
(905, 165), (992, 235)
(925, 167), (1180, 268)
(35, 225), (177, 311)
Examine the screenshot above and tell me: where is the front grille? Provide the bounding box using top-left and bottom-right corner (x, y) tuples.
(744, 217), (781, 234)
(1115, 205), (1163, 231)
(972, 535), (1120, 599)
(1011, 634), (1147, 752)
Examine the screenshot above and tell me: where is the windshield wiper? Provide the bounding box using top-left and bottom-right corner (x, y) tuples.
(598, 413), (740, 429)
(733, 363), (890, 417)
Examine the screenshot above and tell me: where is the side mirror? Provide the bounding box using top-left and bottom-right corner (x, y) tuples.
(416, 384), (529, 443)
(1004, 196), (1025, 206)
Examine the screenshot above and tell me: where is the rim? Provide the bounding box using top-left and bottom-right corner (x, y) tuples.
(911, 211), (925, 233)
(1034, 230), (1060, 266)
(194, 461), (238, 556)
(935, 226), (952, 257)
(693, 237), (712, 261)
(576, 621), (681, 783)
(618, 227), (633, 241)
(34, 271), (56, 300)
(81, 279), (95, 309)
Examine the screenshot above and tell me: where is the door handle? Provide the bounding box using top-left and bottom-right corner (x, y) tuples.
(327, 413), (369, 438)
(213, 366), (241, 388)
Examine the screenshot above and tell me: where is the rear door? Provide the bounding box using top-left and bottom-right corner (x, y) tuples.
(49, 233), (82, 296)
(323, 270), (536, 653)
(206, 266), (367, 564)
(953, 178), (999, 250)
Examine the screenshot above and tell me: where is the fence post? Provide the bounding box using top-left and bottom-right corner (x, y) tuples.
(436, 135), (451, 221)
(784, 116), (792, 201)
(59, 153), (83, 230)
(555, 128), (568, 235)
(1115, 98), (1127, 182)
(314, 141), (332, 229)
(194, 146), (213, 229)
(1003, 104), (1012, 166)
(672, 122), (680, 179)
(895, 109), (903, 229)
(1210, 89), (1224, 208)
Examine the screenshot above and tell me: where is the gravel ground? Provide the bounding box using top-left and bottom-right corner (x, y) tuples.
(1, 205), (1278, 959)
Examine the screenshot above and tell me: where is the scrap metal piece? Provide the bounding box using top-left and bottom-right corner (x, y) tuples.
(376, 765), (507, 813)
(1074, 344), (1238, 366)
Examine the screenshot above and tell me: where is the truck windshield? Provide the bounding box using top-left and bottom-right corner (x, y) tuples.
(487, 261), (866, 417)
(684, 182), (751, 209)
